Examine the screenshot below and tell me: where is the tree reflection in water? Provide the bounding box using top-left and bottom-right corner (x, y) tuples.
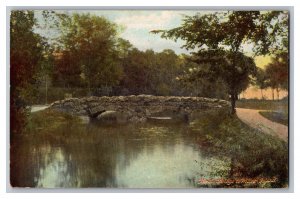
(10, 121), (231, 188)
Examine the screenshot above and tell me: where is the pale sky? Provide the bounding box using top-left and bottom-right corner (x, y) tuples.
(34, 10), (196, 54)
(34, 10), (258, 55)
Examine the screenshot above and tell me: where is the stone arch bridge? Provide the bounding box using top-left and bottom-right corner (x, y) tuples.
(50, 95), (230, 122)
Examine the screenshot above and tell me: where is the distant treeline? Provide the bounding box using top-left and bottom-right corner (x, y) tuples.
(30, 12), (228, 104)
(10, 10), (288, 134)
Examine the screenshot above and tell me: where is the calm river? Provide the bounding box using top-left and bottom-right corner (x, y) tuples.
(11, 120), (230, 188)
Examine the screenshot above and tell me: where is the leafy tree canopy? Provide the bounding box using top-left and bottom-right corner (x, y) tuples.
(55, 13), (123, 92)
(10, 10), (48, 135)
(265, 52), (289, 91)
(152, 11), (288, 55)
(152, 11), (288, 113)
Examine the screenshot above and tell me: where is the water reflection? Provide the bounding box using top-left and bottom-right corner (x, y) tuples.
(36, 146), (78, 188)
(11, 122), (230, 188)
(115, 143), (228, 188)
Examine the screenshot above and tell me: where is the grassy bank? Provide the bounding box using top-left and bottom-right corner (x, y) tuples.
(26, 109), (82, 134)
(192, 110), (288, 188)
(16, 109), (288, 188)
(259, 111), (288, 126)
(236, 99), (288, 112)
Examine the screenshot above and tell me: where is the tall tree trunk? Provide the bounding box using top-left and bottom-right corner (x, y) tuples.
(230, 94), (237, 114)
(276, 87), (280, 100)
(260, 89), (263, 100)
(45, 75), (48, 105)
(272, 89), (275, 101)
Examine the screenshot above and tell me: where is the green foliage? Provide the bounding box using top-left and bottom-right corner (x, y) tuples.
(177, 50), (257, 113)
(256, 11), (289, 54)
(176, 54), (228, 98)
(10, 10), (289, 188)
(259, 111), (288, 126)
(55, 13), (123, 92)
(253, 68), (268, 89)
(116, 38), (134, 59)
(152, 11), (288, 113)
(192, 110), (288, 187)
(11, 10), (289, 110)
(10, 10), (48, 135)
(153, 11), (288, 55)
(47, 12), (230, 98)
(236, 99), (288, 112)
(151, 49), (183, 95)
(265, 52), (289, 91)
(120, 48), (154, 94)
(251, 52), (288, 100)
(191, 50), (256, 94)
(252, 68), (269, 99)
(116, 47), (224, 97)
(52, 50), (82, 87)
(26, 109), (81, 133)
(10, 10), (46, 104)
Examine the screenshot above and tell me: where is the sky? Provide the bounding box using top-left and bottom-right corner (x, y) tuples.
(34, 10), (272, 65)
(35, 10), (199, 54)
(94, 10), (194, 54)
(34, 10), (260, 54)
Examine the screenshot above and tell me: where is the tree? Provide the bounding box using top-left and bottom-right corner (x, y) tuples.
(120, 48), (185, 96)
(116, 38), (133, 59)
(253, 68), (268, 99)
(173, 54), (227, 98)
(183, 50), (256, 113)
(152, 49), (180, 96)
(152, 11), (288, 114)
(265, 52), (289, 100)
(52, 50), (82, 88)
(10, 10), (47, 135)
(34, 44), (56, 105)
(120, 48), (155, 94)
(57, 13), (123, 94)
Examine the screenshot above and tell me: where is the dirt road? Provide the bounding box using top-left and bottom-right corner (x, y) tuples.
(236, 108), (288, 142)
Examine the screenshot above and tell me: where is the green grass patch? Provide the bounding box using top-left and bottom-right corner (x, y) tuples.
(191, 110), (288, 188)
(236, 99), (288, 112)
(26, 109), (81, 133)
(259, 111), (288, 126)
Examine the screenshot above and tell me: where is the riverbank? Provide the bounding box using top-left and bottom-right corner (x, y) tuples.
(259, 111), (288, 126)
(11, 109), (288, 188)
(26, 109), (82, 134)
(192, 110), (288, 187)
(236, 108), (288, 142)
(236, 99), (288, 112)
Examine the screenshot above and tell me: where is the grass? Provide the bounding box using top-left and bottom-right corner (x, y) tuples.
(191, 110), (288, 188)
(236, 99), (288, 112)
(26, 108), (81, 134)
(259, 111), (288, 126)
